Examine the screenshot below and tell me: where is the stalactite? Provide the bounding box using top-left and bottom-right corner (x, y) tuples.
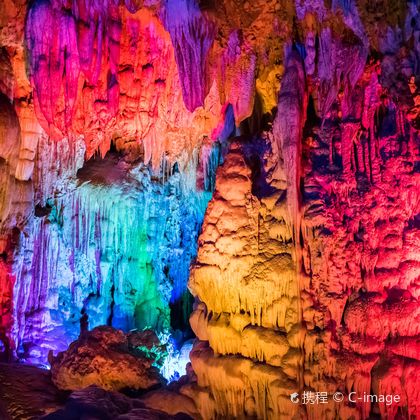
(0, 94), (20, 171)
(163, 0), (215, 112)
(220, 30), (256, 126)
(341, 121), (360, 180)
(304, 31), (316, 76)
(0, 0), (419, 418)
(273, 50), (306, 242)
(8, 155), (211, 364)
(15, 104), (43, 181)
(0, 48), (14, 101)
(362, 70), (382, 183)
(23, 0), (223, 168)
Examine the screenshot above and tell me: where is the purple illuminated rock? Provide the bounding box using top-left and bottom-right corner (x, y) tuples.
(164, 0), (215, 111)
(43, 385), (193, 420)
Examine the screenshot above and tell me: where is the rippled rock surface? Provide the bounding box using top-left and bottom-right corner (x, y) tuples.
(49, 326), (161, 392)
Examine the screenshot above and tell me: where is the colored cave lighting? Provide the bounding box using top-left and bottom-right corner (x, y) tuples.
(9, 159), (211, 364)
(158, 333), (193, 382)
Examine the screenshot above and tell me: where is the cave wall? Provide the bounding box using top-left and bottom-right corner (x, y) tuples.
(12, 153), (212, 363)
(184, 1), (420, 419)
(0, 0), (419, 418)
(187, 129), (419, 419)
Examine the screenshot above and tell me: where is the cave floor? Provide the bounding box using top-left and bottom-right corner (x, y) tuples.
(0, 363), (194, 420)
(0, 363), (64, 419)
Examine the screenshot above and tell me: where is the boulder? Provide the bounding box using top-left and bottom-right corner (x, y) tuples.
(49, 326), (161, 392)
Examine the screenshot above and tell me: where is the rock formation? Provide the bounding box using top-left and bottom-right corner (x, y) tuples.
(44, 385), (195, 419)
(49, 326), (161, 392)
